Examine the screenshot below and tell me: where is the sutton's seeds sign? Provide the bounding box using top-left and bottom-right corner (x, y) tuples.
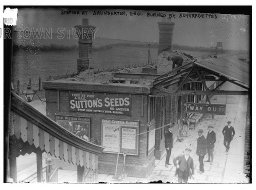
(69, 92), (131, 116)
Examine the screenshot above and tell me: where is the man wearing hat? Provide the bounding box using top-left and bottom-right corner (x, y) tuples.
(164, 125), (173, 167)
(222, 121), (235, 152)
(173, 147), (194, 183)
(206, 126), (216, 163)
(196, 129), (207, 173)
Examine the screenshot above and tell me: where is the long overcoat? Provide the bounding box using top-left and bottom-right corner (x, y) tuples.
(196, 135), (207, 156)
(165, 131), (173, 149)
(173, 155), (194, 176)
(206, 131), (216, 149)
(222, 126), (235, 141)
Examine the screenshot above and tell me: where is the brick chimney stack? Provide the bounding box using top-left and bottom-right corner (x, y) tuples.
(75, 18), (96, 73)
(158, 21), (175, 54)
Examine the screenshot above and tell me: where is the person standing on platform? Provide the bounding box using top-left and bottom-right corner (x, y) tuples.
(206, 125), (216, 164)
(222, 121), (235, 152)
(196, 129), (207, 173)
(173, 147), (194, 183)
(164, 125), (173, 168)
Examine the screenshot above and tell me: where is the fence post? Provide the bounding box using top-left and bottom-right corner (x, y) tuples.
(46, 158), (52, 183)
(77, 165), (85, 183)
(36, 150), (43, 182)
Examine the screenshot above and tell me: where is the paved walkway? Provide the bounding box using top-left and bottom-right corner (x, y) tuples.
(97, 95), (249, 183)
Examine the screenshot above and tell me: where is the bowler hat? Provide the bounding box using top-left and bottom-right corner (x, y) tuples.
(198, 129), (203, 133)
(227, 121), (231, 124)
(208, 125), (214, 129)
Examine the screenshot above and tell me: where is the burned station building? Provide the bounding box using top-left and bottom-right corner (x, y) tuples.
(43, 19), (249, 178)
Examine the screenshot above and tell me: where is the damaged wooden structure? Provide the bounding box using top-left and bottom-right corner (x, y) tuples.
(150, 53), (249, 159)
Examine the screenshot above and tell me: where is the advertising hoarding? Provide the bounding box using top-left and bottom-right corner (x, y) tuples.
(69, 92), (131, 116)
(101, 119), (139, 155)
(55, 115), (91, 141)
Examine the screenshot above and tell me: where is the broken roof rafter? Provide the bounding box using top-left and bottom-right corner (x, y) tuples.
(153, 64), (194, 87)
(154, 70), (189, 87)
(153, 70), (183, 86)
(187, 75), (200, 81)
(196, 66), (223, 79)
(154, 61), (249, 92)
(154, 62), (194, 82)
(195, 68), (209, 91)
(175, 67), (195, 92)
(163, 78), (181, 88)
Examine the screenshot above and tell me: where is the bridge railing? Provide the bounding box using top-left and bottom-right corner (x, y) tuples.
(9, 92), (103, 183)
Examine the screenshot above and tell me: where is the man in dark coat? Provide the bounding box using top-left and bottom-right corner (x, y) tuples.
(196, 129), (207, 173)
(222, 121), (235, 152)
(173, 147), (194, 183)
(206, 125), (216, 164)
(164, 126), (173, 167)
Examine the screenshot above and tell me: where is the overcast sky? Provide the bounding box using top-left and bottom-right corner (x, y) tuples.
(15, 8), (249, 50)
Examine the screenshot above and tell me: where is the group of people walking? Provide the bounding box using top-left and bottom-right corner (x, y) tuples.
(164, 121), (236, 183)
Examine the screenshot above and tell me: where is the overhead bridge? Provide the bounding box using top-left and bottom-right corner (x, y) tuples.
(8, 92), (103, 183)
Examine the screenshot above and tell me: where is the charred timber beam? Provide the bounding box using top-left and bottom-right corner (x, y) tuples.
(154, 62), (194, 82)
(175, 67), (194, 92)
(196, 66), (223, 78)
(157, 73), (187, 87)
(195, 69), (211, 103)
(153, 67), (190, 86)
(163, 78), (181, 88)
(195, 69), (208, 90)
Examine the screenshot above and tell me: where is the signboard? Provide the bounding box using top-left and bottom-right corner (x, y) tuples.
(147, 120), (155, 154)
(102, 119), (139, 155)
(69, 92), (131, 116)
(121, 127), (138, 155)
(184, 103), (226, 115)
(55, 115), (91, 141)
(101, 120), (120, 153)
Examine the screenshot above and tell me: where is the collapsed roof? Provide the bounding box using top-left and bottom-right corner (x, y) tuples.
(44, 50), (249, 94)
